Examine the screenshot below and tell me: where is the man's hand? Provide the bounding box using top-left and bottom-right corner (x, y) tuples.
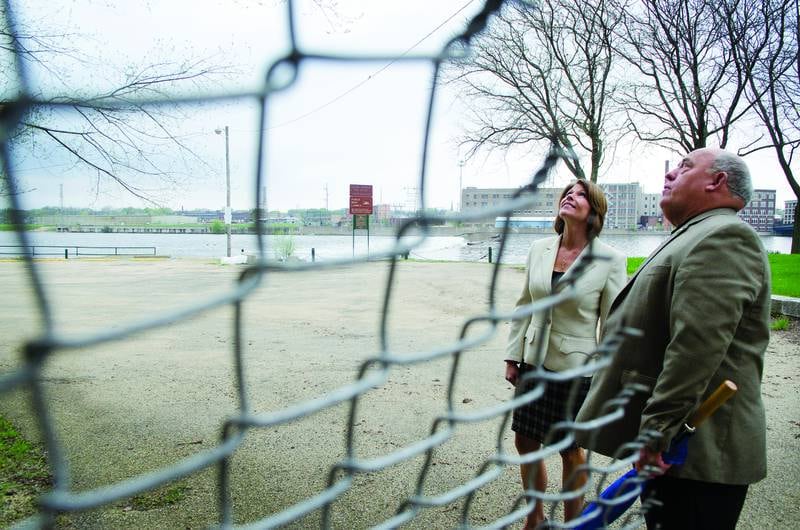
(505, 361), (520, 387)
(636, 447), (672, 476)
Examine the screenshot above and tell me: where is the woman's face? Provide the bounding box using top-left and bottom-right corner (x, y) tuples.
(558, 182), (592, 226)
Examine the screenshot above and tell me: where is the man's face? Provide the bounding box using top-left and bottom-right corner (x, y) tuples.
(660, 148), (717, 226)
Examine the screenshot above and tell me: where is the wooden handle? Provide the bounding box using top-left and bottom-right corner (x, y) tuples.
(687, 380), (738, 429)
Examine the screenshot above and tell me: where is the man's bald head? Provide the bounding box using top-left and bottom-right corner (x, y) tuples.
(660, 148), (751, 226)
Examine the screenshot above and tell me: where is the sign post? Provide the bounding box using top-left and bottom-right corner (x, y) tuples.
(350, 184), (373, 257)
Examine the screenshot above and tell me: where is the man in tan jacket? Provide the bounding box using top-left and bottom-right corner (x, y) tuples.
(576, 148), (770, 529)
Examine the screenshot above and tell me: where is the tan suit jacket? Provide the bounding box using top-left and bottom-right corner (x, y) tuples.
(576, 209), (770, 484)
(505, 236), (627, 371)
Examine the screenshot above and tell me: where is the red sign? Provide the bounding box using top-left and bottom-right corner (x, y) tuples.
(350, 184), (373, 198)
(349, 184), (373, 214)
(350, 196), (373, 214)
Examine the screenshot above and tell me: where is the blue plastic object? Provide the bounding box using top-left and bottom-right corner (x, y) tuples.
(576, 435), (690, 529)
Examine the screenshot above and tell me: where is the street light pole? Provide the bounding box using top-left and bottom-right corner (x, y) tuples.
(216, 126), (231, 257)
(458, 159), (465, 212)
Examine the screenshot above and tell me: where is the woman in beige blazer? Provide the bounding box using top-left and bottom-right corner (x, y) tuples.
(504, 179), (626, 528)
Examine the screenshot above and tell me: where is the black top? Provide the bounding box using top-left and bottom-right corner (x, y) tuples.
(551, 270), (565, 290)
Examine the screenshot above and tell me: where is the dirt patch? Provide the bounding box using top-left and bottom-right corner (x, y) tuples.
(1, 259), (797, 529)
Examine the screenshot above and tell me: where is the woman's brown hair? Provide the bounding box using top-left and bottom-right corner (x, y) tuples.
(553, 179), (607, 238)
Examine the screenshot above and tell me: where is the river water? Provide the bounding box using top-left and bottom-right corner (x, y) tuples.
(0, 231), (792, 264)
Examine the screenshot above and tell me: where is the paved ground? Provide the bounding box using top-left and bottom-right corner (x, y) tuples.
(0, 258), (797, 529)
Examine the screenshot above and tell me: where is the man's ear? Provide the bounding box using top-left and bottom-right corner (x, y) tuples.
(705, 171), (727, 192)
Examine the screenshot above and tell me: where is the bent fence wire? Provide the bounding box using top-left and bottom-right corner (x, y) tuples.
(0, 1), (654, 528)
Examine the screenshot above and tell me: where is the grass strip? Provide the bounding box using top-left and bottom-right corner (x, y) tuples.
(768, 254), (800, 298)
(627, 254), (800, 298)
(0, 416), (52, 527)
(771, 315), (790, 331)
(126, 483), (191, 511)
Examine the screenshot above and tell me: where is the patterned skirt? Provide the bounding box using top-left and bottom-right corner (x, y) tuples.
(511, 364), (592, 450)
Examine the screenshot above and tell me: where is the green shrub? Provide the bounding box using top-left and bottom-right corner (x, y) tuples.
(267, 222), (298, 231)
(770, 316), (790, 331)
(274, 235), (296, 261)
(210, 220), (226, 234)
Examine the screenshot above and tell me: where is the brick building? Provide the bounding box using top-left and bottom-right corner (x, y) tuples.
(601, 183), (643, 230)
(461, 186), (562, 218)
(784, 199), (797, 225)
(738, 189), (775, 233)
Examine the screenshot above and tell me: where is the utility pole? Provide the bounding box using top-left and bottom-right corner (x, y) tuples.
(458, 159), (465, 212)
(215, 126), (231, 257)
(404, 186), (420, 214)
(262, 186), (267, 224)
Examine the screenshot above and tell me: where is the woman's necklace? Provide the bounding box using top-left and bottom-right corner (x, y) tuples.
(555, 246), (582, 271)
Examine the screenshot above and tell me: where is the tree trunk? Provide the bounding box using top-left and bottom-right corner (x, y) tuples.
(793, 201), (800, 254)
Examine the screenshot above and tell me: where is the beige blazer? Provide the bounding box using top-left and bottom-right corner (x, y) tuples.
(576, 209), (770, 484)
(505, 236), (627, 372)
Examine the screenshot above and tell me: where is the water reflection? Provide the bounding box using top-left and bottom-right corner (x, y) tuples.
(0, 231), (792, 264)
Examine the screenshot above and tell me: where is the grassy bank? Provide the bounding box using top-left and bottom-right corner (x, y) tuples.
(769, 254), (800, 297)
(627, 254), (800, 298)
(0, 416), (52, 527)
(0, 224), (42, 231)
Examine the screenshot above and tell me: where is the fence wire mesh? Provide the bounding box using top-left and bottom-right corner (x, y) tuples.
(1, 0), (656, 528)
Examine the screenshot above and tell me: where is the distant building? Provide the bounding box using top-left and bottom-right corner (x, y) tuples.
(233, 211), (252, 223)
(641, 193), (662, 218)
(463, 183), (669, 231)
(601, 183), (643, 230)
(372, 203), (392, 221)
(638, 192), (671, 230)
(192, 210), (252, 223)
(738, 189), (775, 233)
(461, 186), (562, 219)
(784, 199), (797, 225)
(269, 216), (300, 225)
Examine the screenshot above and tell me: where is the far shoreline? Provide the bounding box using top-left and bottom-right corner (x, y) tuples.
(5, 223), (792, 240)
(0, 223), (758, 236)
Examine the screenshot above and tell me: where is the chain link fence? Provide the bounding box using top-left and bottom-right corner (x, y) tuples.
(1, 1), (655, 528)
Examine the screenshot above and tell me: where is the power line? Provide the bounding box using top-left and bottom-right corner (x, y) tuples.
(267, 1), (476, 130)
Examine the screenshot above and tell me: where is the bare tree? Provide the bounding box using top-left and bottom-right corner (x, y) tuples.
(613, 0), (763, 152)
(0, 6), (230, 204)
(736, 0), (800, 252)
(451, 0), (623, 182)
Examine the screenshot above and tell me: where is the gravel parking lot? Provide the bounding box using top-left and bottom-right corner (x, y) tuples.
(1, 258), (797, 529)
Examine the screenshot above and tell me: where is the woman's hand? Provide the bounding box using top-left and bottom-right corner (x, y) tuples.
(505, 361), (520, 386)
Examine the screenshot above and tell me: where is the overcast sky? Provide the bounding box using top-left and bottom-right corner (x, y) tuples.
(6, 0), (797, 212)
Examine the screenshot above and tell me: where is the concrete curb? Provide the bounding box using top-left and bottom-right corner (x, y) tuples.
(771, 295), (800, 318)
